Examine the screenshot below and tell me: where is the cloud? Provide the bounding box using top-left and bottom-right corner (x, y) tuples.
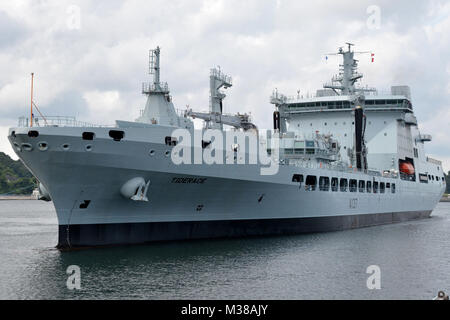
(0, 0), (448, 169)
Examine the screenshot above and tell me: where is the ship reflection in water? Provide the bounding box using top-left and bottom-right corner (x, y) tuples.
(0, 200), (449, 300)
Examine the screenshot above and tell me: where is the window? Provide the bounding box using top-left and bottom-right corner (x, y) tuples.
(392, 183), (396, 193)
(366, 181), (372, 193)
(331, 178), (338, 192)
(165, 136), (178, 146)
(373, 181), (379, 193)
(359, 180), (365, 193)
(386, 183), (390, 188)
(419, 174), (428, 183)
(319, 177), (330, 191)
(305, 175), (317, 191)
(292, 174), (304, 183)
(380, 182), (385, 193)
(202, 140), (212, 149)
(413, 148), (418, 158)
(349, 179), (357, 192)
(340, 178), (348, 192)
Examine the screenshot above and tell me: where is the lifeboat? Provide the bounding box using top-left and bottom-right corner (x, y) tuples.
(399, 162), (415, 175)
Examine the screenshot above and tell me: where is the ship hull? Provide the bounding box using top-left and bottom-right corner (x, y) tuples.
(8, 126), (445, 249)
(58, 210), (432, 248)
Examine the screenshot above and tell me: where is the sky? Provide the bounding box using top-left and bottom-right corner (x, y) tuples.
(0, 0), (449, 170)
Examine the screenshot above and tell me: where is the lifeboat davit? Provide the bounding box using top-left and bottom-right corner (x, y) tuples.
(400, 162), (415, 175)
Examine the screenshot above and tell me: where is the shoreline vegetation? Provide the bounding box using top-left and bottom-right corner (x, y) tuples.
(0, 152), (36, 196)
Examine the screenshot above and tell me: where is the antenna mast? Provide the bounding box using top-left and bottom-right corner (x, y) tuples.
(30, 73), (34, 127)
(142, 46), (169, 94)
(323, 44), (376, 96)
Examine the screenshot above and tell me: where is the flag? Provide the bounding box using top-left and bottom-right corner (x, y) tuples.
(371, 53), (374, 63)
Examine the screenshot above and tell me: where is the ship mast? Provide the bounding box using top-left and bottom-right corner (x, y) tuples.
(323, 43), (375, 96)
(30, 73), (34, 127)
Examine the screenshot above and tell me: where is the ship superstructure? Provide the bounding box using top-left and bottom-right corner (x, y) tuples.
(8, 44), (446, 248)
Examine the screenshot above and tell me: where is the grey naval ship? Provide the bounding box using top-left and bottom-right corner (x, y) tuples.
(8, 43), (446, 248)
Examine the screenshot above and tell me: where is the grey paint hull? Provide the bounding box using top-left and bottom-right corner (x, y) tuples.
(8, 126), (445, 248)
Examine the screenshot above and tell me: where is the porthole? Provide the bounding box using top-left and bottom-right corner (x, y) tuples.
(384, 133), (387, 136)
(38, 142), (48, 151)
(13, 142), (21, 152)
(28, 130), (39, 138)
(149, 150), (155, 156)
(85, 144), (92, 151)
(62, 144), (70, 151)
(22, 143), (33, 151)
(165, 150), (170, 157)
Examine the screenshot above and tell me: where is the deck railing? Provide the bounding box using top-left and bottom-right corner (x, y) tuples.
(18, 116), (110, 128)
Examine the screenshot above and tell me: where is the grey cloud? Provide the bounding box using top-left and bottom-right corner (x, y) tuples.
(0, 10), (28, 49)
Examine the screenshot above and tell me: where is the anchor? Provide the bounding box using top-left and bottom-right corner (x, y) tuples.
(120, 177), (151, 202)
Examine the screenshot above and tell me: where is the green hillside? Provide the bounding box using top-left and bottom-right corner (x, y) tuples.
(0, 152), (36, 195)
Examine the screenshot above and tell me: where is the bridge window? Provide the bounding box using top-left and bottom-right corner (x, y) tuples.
(292, 174), (303, 183)
(349, 179), (357, 192)
(380, 182), (385, 193)
(305, 175), (317, 191)
(366, 181), (372, 193)
(358, 180), (365, 193)
(373, 181), (379, 193)
(319, 176), (330, 191)
(340, 178), (348, 192)
(331, 177), (338, 192)
(392, 183), (396, 193)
